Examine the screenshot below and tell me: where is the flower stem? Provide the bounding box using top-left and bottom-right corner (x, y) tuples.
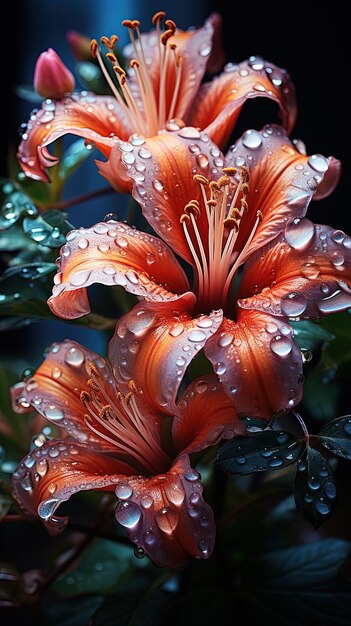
(50, 186), (114, 210)
(292, 410), (309, 439)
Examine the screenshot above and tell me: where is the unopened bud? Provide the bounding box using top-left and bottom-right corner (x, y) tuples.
(66, 30), (93, 61)
(34, 48), (75, 99)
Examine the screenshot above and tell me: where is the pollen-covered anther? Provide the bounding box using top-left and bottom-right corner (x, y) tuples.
(132, 20), (141, 29)
(223, 217), (239, 231)
(222, 167), (237, 176)
(240, 198), (248, 213)
(99, 404), (112, 420)
(124, 391), (134, 405)
(106, 52), (117, 64)
(184, 201), (201, 219)
(121, 19), (135, 29)
(87, 378), (100, 392)
(90, 39), (98, 59)
(165, 19), (177, 32)
(101, 35), (118, 49)
(193, 174), (209, 185)
(116, 391), (124, 403)
(130, 59), (140, 69)
(161, 29), (175, 45)
(128, 380), (138, 393)
(217, 175), (231, 188)
(80, 390), (91, 404)
(88, 363), (100, 378)
(152, 11), (166, 25)
(209, 181), (221, 191)
(256, 210), (263, 221)
(180, 213), (191, 225)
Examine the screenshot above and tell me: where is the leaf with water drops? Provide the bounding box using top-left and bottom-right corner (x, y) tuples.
(290, 320), (335, 351)
(0, 179), (37, 230)
(293, 446), (337, 528)
(318, 415), (351, 460)
(0, 263), (56, 314)
(55, 539), (137, 597)
(215, 430), (304, 475)
(22, 210), (73, 248)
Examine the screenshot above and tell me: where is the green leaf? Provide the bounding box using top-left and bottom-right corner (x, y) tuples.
(290, 319), (335, 351)
(59, 138), (94, 181)
(303, 368), (341, 421)
(240, 539), (351, 626)
(45, 596), (104, 626)
(15, 84), (42, 103)
(0, 225), (39, 252)
(215, 430), (304, 475)
(92, 590), (174, 626)
(320, 311), (351, 369)
(22, 210), (73, 248)
(0, 179), (37, 230)
(76, 62), (111, 95)
(0, 263), (56, 310)
(318, 415), (351, 460)
(55, 539), (137, 597)
(293, 447), (336, 528)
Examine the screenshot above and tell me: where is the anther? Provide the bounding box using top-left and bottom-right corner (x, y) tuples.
(90, 39), (98, 59)
(222, 167), (237, 176)
(217, 175), (231, 188)
(207, 199), (217, 207)
(223, 217), (239, 231)
(80, 390), (91, 403)
(256, 210), (263, 221)
(152, 11), (166, 24)
(106, 52), (117, 63)
(128, 380), (138, 393)
(88, 363), (100, 378)
(99, 404), (111, 419)
(124, 391), (133, 405)
(161, 29), (174, 45)
(130, 59), (140, 69)
(209, 181), (220, 191)
(87, 379), (100, 392)
(184, 201), (200, 218)
(180, 214), (191, 224)
(165, 19), (176, 32)
(132, 20), (141, 28)
(240, 198), (248, 212)
(193, 174), (209, 185)
(122, 19), (134, 28)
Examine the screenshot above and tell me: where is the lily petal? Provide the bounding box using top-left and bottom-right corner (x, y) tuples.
(173, 374), (244, 454)
(205, 312), (303, 418)
(18, 94), (131, 182)
(48, 219), (189, 319)
(238, 222), (351, 318)
(12, 440), (134, 535)
(188, 58), (296, 148)
(225, 124), (341, 262)
(10, 340), (120, 451)
(109, 296), (223, 414)
(114, 454), (215, 568)
(121, 127), (225, 264)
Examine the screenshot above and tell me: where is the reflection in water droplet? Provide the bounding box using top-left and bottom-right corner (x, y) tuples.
(155, 508), (178, 533)
(115, 501), (142, 528)
(65, 347), (85, 367)
(115, 483), (133, 500)
(270, 335), (292, 356)
(281, 293), (307, 317)
(308, 154), (328, 173)
(44, 406), (64, 421)
(242, 130), (262, 150)
(285, 218), (315, 249)
(314, 499), (331, 515)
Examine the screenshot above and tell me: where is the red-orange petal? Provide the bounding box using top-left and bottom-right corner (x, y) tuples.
(120, 127), (225, 264)
(109, 296), (223, 414)
(173, 374), (244, 454)
(238, 222), (351, 318)
(10, 340), (118, 452)
(17, 94), (132, 182)
(205, 312), (303, 419)
(114, 454), (215, 568)
(188, 58), (296, 149)
(225, 124), (341, 263)
(48, 218), (189, 319)
(12, 440), (134, 535)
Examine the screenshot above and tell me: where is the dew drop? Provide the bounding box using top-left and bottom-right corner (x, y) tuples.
(115, 501), (142, 528)
(198, 539), (210, 555)
(308, 476), (320, 491)
(301, 262), (320, 279)
(188, 329), (206, 342)
(178, 127), (201, 140)
(44, 406), (64, 421)
(269, 456), (283, 468)
(176, 356), (186, 367)
(134, 545), (145, 559)
(242, 130), (262, 150)
(140, 494), (154, 509)
(308, 154), (328, 173)
(218, 332), (233, 347)
(155, 508), (178, 533)
(138, 147), (151, 159)
(51, 367), (62, 379)
(78, 238), (89, 249)
(38, 498), (59, 520)
(123, 152), (135, 165)
(214, 362), (226, 375)
(143, 530), (156, 545)
(281, 292), (307, 317)
(195, 380), (208, 393)
(65, 347), (85, 367)
(168, 323), (184, 337)
(270, 335), (292, 356)
(184, 469), (200, 482)
(285, 218), (315, 249)
(196, 317), (213, 329)
(196, 154), (209, 169)
(343, 420), (351, 436)
(323, 480), (336, 499)
(314, 499), (331, 515)
(70, 270), (91, 286)
(115, 483), (133, 500)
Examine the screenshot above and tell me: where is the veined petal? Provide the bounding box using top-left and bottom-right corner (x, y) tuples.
(18, 94), (131, 182)
(48, 219), (189, 319)
(109, 296), (223, 414)
(238, 222), (351, 318)
(11, 340), (118, 452)
(173, 375), (244, 455)
(205, 312), (303, 418)
(114, 454), (215, 568)
(225, 124), (341, 262)
(121, 128), (225, 264)
(12, 440), (134, 535)
(188, 58), (296, 149)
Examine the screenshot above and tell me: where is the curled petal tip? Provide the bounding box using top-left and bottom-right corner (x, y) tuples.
(34, 48), (75, 99)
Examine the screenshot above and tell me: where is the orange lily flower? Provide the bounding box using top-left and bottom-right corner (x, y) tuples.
(11, 340), (242, 568)
(17, 11), (296, 192)
(47, 124), (344, 419)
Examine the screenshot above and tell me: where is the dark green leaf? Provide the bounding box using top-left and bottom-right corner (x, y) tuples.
(15, 84), (42, 103)
(22, 210), (73, 248)
(0, 179), (37, 230)
(303, 368), (341, 421)
(76, 62), (111, 95)
(92, 590), (174, 626)
(55, 540), (136, 596)
(290, 319), (334, 351)
(59, 138), (94, 181)
(0, 263), (56, 311)
(0, 225), (38, 252)
(293, 447), (336, 528)
(318, 415), (351, 459)
(320, 311), (351, 369)
(240, 416), (267, 431)
(45, 596), (104, 626)
(240, 539), (351, 626)
(215, 430), (304, 475)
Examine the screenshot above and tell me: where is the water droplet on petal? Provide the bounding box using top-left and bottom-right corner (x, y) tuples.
(196, 154), (209, 168)
(44, 406), (64, 421)
(155, 508), (178, 533)
(301, 262), (320, 279)
(115, 501), (142, 528)
(308, 154), (328, 173)
(70, 270), (91, 286)
(140, 494), (154, 509)
(65, 346), (85, 367)
(281, 293), (307, 317)
(218, 332), (233, 347)
(169, 323), (184, 337)
(314, 499), (330, 515)
(242, 130), (262, 150)
(78, 238), (89, 249)
(323, 480), (336, 499)
(285, 218), (315, 249)
(184, 469), (200, 482)
(270, 335), (292, 356)
(188, 330), (206, 342)
(143, 530), (156, 545)
(115, 483), (133, 500)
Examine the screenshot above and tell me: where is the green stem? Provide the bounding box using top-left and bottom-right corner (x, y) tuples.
(50, 186), (114, 210)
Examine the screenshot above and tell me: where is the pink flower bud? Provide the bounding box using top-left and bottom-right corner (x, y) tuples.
(66, 30), (92, 61)
(34, 48), (75, 99)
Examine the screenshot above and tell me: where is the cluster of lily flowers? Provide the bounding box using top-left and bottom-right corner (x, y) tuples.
(10, 12), (350, 568)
